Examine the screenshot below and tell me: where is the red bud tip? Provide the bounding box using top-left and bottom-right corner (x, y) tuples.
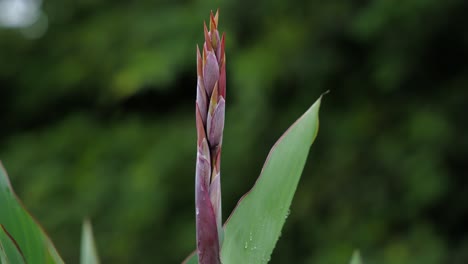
(214, 9), (219, 26)
(204, 22), (212, 51)
(219, 33), (225, 66)
(210, 11), (217, 32)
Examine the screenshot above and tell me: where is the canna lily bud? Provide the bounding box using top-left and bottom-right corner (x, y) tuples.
(195, 9), (226, 264)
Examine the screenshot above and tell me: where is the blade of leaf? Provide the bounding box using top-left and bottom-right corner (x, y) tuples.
(349, 250), (363, 264)
(80, 219), (100, 264)
(0, 225), (26, 264)
(220, 96), (322, 263)
(0, 162), (64, 264)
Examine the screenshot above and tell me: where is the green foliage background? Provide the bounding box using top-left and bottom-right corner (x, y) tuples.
(0, 0), (467, 263)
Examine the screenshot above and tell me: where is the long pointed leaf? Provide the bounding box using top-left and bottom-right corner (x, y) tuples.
(0, 162), (64, 264)
(220, 96), (322, 263)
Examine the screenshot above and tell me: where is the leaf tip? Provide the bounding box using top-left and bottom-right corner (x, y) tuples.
(350, 249), (363, 264)
(81, 218), (100, 264)
(306, 92), (327, 144)
(313, 90), (329, 109)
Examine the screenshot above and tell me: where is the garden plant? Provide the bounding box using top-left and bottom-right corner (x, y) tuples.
(0, 10), (360, 264)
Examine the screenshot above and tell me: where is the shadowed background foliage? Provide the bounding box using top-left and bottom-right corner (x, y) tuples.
(0, 0), (467, 263)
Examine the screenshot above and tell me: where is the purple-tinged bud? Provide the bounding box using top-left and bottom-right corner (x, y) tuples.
(195, 10), (225, 264)
(203, 51), (220, 96)
(207, 98), (225, 148)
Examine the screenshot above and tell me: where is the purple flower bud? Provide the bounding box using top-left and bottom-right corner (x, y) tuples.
(203, 51), (220, 96)
(207, 98), (225, 148)
(195, 10), (225, 264)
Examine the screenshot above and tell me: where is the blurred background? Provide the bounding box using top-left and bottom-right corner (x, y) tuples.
(0, 0), (467, 263)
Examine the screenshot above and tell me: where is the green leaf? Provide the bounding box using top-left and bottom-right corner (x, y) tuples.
(80, 219), (100, 264)
(182, 96), (322, 264)
(0, 225), (26, 264)
(349, 250), (363, 264)
(0, 162), (64, 264)
(220, 96), (322, 263)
